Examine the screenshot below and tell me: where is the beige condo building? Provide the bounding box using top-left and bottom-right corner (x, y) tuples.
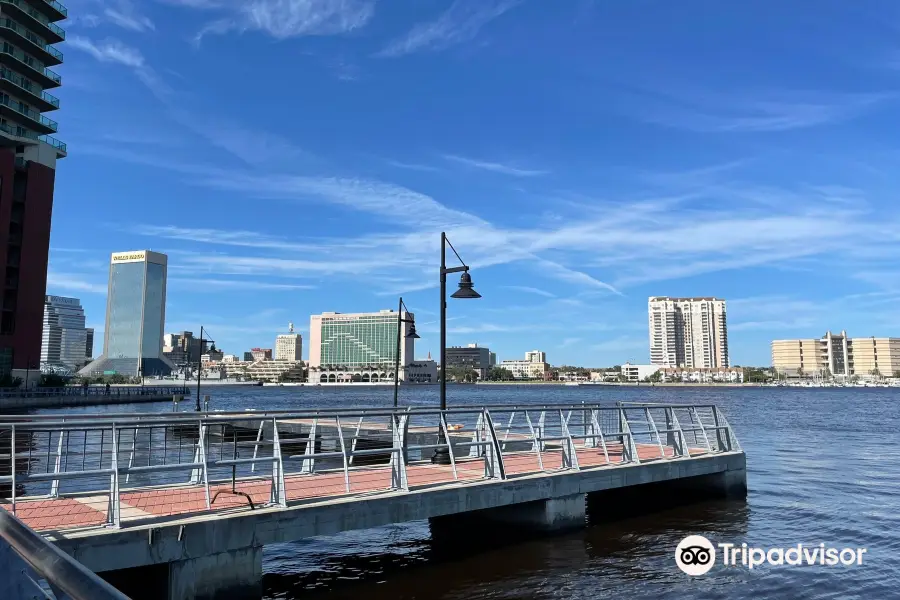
(772, 330), (900, 377)
(648, 296), (729, 368)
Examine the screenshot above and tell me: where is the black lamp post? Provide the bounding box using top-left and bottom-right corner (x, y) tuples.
(393, 297), (420, 408)
(433, 232), (481, 464)
(195, 326), (214, 412)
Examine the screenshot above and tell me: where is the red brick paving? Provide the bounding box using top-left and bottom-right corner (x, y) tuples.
(2, 443), (708, 532)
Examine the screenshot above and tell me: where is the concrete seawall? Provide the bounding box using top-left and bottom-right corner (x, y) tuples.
(0, 393), (183, 410)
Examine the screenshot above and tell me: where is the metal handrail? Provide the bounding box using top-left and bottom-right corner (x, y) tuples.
(0, 403), (740, 532)
(0, 508), (129, 599)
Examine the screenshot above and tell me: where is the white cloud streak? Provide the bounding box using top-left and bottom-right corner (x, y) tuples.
(378, 0), (520, 57)
(442, 154), (548, 177)
(187, 0), (375, 43)
(68, 36), (145, 67)
(626, 88), (892, 133)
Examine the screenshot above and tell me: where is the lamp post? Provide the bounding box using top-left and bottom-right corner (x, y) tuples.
(195, 327), (214, 412)
(393, 297), (420, 408)
(433, 232), (481, 464)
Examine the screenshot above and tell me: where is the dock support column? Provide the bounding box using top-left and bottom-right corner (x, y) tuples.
(167, 546), (262, 600)
(430, 493), (587, 540)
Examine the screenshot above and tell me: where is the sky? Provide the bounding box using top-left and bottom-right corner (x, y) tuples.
(46, 0), (900, 367)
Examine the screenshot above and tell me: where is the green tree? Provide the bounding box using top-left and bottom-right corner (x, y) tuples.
(644, 370), (663, 383)
(38, 374), (68, 388)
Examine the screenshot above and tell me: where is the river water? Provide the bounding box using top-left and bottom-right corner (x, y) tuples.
(28, 385), (900, 599)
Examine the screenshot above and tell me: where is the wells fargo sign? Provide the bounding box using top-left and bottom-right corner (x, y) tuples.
(111, 252), (145, 262)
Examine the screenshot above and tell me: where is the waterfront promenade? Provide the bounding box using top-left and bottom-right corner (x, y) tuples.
(0, 402), (745, 599)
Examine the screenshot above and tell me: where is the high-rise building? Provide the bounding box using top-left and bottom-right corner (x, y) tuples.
(85, 328), (94, 361)
(40, 295), (88, 372)
(0, 2), (67, 378)
(648, 297), (729, 368)
(78, 251), (172, 377)
(308, 310), (414, 370)
(275, 333), (302, 361)
(445, 344), (492, 379)
(772, 331), (900, 378)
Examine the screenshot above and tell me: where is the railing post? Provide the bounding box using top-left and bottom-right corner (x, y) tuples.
(645, 407), (666, 459)
(619, 407), (641, 464)
(482, 410), (506, 480)
(198, 423), (210, 509)
(558, 409), (579, 470)
(335, 416), (350, 493)
(467, 411), (483, 458)
(106, 424), (120, 528)
(125, 427), (137, 484)
(439, 413), (458, 480)
(348, 417), (363, 466)
(269, 419), (286, 507)
(524, 410), (544, 470)
(666, 408), (687, 457)
(301, 419), (317, 474)
(390, 414), (409, 491)
(691, 406), (713, 453)
(250, 421), (264, 473)
(10, 424), (15, 515)
(49, 430), (64, 498)
(537, 410), (546, 451)
(593, 409), (611, 465)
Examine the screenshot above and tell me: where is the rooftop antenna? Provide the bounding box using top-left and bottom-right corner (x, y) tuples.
(288, 322), (294, 333)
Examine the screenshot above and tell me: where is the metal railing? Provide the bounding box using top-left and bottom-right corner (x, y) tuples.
(0, 403), (740, 530)
(0, 45), (62, 85)
(0, 67), (60, 107)
(0, 386), (190, 399)
(0, 507), (128, 599)
(0, 0), (66, 39)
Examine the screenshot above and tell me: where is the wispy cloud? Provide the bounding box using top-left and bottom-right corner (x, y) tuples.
(377, 0), (521, 57)
(188, 0), (375, 43)
(68, 36), (145, 67)
(442, 154), (548, 177)
(169, 277), (316, 290)
(46, 273), (107, 294)
(386, 159), (442, 173)
(627, 88), (892, 133)
(559, 337), (581, 348)
(104, 1), (156, 32)
(502, 285), (556, 298)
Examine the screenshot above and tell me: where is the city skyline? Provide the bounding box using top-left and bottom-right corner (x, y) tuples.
(44, 2), (900, 367)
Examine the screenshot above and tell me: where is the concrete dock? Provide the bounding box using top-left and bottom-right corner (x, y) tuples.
(0, 402), (746, 599)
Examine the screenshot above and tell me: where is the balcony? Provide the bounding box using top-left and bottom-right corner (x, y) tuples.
(20, 0), (66, 21)
(0, 0), (64, 43)
(0, 121), (65, 155)
(0, 94), (57, 133)
(0, 44), (60, 88)
(0, 18), (63, 65)
(0, 68), (59, 111)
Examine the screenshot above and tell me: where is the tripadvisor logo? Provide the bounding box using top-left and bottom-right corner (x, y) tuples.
(675, 535), (868, 576)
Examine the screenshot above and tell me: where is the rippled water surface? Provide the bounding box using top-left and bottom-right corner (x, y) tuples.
(32, 384), (900, 599)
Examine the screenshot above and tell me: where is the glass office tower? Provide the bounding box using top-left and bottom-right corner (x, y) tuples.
(78, 251), (173, 377)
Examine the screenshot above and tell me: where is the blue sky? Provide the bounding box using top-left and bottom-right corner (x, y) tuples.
(47, 0), (900, 367)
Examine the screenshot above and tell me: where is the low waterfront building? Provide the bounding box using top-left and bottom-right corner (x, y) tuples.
(445, 344), (492, 379)
(250, 348), (273, 361)
(242, 360), (305, 383)
(500, 351), (550, 380)
(771, 331), (900, 378)
(660, 367), (744, 383)
(620, 363), (661, 382)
